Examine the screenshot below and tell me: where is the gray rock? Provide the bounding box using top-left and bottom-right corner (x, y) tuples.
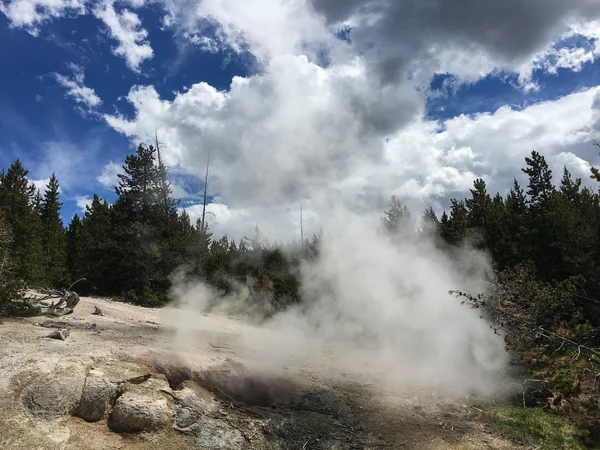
(75, 369), (119, 422)
(107, 374), (173, 433)
(173, 381), (218, 431)
(22, 371), (86, 419)
(193, 416), (246, 450)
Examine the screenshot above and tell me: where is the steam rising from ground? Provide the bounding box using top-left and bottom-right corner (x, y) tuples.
(163, 211), (507, 397)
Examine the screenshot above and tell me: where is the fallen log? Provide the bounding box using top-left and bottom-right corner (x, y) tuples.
(37, 320), (97, 330)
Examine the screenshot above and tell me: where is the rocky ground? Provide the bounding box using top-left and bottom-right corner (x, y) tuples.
(0, 296), (528, 449)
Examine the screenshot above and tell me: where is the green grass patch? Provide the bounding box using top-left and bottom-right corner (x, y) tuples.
(480, 405), (586, 450)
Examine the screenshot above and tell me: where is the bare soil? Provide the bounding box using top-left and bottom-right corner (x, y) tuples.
(0, 296), (528, 449)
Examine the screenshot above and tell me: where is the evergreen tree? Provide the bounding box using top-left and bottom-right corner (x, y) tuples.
(465, 178), (491, 228)
(559, 166), (582, 204)
(420, 206), (440, 235)
(40, 174), (68, 286)
(382, 195), (411, 235)
(439, 199), (468, 245)
(80, 195), (115, 294)
(66, 214), (85, 282)
(521, 151), (560, 278)
(465, 178), (492, 250)
(522, 150), (553, 209)
(0, 161), (45, 283)
(112, 144), (181, 304)
(185, 218), (212, 278)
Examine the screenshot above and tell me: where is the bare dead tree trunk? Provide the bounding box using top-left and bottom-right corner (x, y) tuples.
(300, 203), (304, 250)
(201, 147), (211, 232)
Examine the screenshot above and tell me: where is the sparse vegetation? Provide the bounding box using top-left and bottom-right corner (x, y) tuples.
(479, 404), (587, 450)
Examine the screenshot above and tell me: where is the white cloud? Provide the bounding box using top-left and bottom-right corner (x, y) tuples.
(53, 63), (102, 111)
(169, 182), (195, 199)
(93, 0), (153, 72)
(74, 194), (93, 212)
(383, 87), (600, 205)
(165, 0), (331, 63)
(29, 177), (50, 193)
(0, 0), (85, 34)
(519, 21), (600, 81)
(184, 33), (222, 54)
(105, 54), (423, 213)
(97, 160), (122, 188)
(105, 44), (600, 240)
(5, 0), (600, 243)
(31, 139), (102, 193)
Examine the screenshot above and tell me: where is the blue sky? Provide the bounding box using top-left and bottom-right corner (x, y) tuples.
(0, 0), (599, 239)
(0, 8), (256, 221)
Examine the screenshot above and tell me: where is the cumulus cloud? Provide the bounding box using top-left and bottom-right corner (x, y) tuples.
(105, 54), (422, 213)
(309, 0), (600, 84)
(74, 194), (93, 212)
(520, 20), (600, 79)
(0, 0), (85, 34)
(6, 0), (600, 242)
(93, 0), (153, 71)
(161, 0), (600, 87)
(97, 160), (123, 188)
(107, 60), (600, 240)
(29, 177), (51, 193)
(53, 63), (102, 112)
(163, 0), (331, 63)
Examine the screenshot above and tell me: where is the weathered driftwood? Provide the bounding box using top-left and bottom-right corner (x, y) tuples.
(35, 278), (86, 317)
(47, 329), (70, 340)
(38, 320), (97, 330)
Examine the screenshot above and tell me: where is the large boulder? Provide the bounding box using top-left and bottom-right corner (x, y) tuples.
(173, 380), (218, 431)
(107, 374), (173, 433)
(22, 370), (86, 419)
(74, 369), (119, 422)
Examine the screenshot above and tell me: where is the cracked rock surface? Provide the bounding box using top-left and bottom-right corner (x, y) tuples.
(107, 374), (174, 433)
(74, 368), (119, 422)
(22, 369), (86, 420)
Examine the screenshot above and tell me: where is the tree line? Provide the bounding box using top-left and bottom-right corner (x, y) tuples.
(0, 144), (309, 310)
(1, 146), (600, 315)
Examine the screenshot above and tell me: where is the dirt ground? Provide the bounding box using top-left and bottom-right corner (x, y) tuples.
(0, 296), (527, 449)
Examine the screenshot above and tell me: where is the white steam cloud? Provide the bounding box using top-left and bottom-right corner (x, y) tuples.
(162, 206), (508, 397)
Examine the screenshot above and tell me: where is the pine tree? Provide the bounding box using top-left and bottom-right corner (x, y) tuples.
(40, 174), (68, 286)
(559, 166), (582, 204)
(521, 151), (561, 280)
(186, 218), (213, 278)
(0, 160), (45, 284)
(80, 195), (115, 294)
(66, 214), (85, 282)
(112, 144), (181, 303)
(0, 211), (24, 315)
(382, 195), (411, 235)
(465, 178), (491, 228)
(522, 150), (553, 209)
(439, 199), (468, 245)
(420, 206), (439, 235)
